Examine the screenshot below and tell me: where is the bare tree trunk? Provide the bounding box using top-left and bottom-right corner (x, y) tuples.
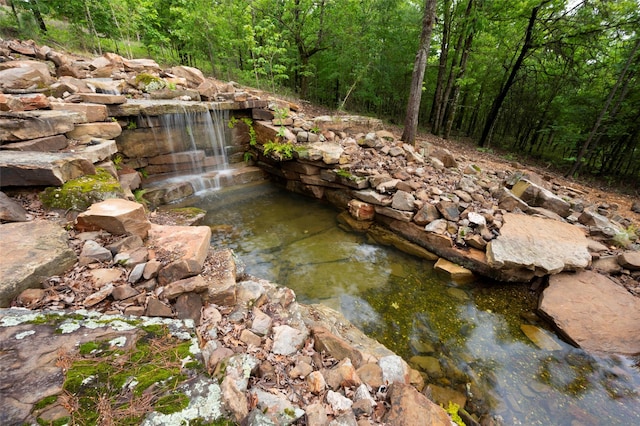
(429, 0), (452, 128)
(566, 36), (640, 177)
(402, 0), (438, 145)
(478, 2), (547, 147)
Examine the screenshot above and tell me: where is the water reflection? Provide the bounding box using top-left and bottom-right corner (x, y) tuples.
(191, 182), (640, 425)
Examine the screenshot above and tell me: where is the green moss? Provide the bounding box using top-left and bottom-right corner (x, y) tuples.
(155, 393), (190, 414)
(40, 168), (125, 211)
(33, 395), (58, 411)
(444, 402), (466, 426)
(57, 324), (200, 424)
(135, 72), (167, 92)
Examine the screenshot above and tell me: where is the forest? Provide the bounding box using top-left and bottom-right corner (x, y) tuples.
(2, 0), (639, 185)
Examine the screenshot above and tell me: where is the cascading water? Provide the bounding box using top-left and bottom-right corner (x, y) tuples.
(141, 104), (231, 194)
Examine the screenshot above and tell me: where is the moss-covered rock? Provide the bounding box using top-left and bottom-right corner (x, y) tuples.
(40, 168), (125, 211)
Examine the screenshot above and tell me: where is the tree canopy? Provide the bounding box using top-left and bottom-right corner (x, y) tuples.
(2, 0), (639, 183)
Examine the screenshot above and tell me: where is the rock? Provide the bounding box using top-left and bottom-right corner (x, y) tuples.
(511, 179), (571, 218)
(76, 199), (151, 239)
(384, 383), (451, 426)
(307, 371), (327, 394)
(240, 329), (262, 347)
(0, 110), (85, 142)
(324, 358), (362, 390)
(0, 192), (27, 222)
(111, 284), (139, 300)
(221, 375), (249, 423)
(312, 326), (365, 368)
(618, 251), (640, 270)
(0, 134), (69, 152)
(374, 205), (414, 222)
(79, 240), (113, 265)
(168, 65), (206, 87)
(348, 199), (375, 220)
(539, 270), (640, 355)
(305, 403), (329, 425)
(378, 355), (409, 385)
(409, 356), (442, 379)
(250, 388), (305, 425)
(392, 190), (416, 211)
(65, 122), (122, 142)
(436, 200), (460, 221)
(354, 189), (392, 206)
(90, 268), (122, 286)
(424, 384), (467, 410)
(487, 213), (591, 277)
(106, 235), (143, 255)
(204, 249), (236, 302)
(147, 224), (211, 284)
(49, 102), (108, 122)
(356, 363), (383, 389)
(434, 258), (475, 284)
(0, 64), (51, 91)
(289, 359), (313, 379)
(83, 283), (114, 307)
(78, 93), (127, 105)
(145, 298), (173, 317)
(308, 142), (344, 164)
(520, 324), (563, 351)
(160, 275), (209, 300)
(0, 151), (95, 186)
(414, 204), (440, 226)
(251, 308), (273, 336)
(0, 221), (76, 307)
(16, 288), (45, 306)
(272, 325), (309, 355)
(430, 147), (458, 168)
(326, 390), (353, 412)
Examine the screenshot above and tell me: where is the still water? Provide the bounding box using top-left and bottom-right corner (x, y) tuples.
(190, 182), (640, 425)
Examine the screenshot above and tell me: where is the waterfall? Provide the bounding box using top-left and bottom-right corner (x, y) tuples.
(142, 104), (231, 194)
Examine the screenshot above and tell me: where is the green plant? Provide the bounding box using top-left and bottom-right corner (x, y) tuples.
(138, 168), (149, 179)
(274, 106), (289, 120)
(133, 188), (150, 209)
(310, 125), (321, 134)
(335, 168), (355, 180)
(443, 402), (466, 426)
(228, 117), (257, 147)
(112, 153), (124, 170)
(243, 151), (256, 163)
(263, 140), (294, 160)
(612, 225), (638, 248)
(476, 147), (493, 154)
(126, 121), (137, 130)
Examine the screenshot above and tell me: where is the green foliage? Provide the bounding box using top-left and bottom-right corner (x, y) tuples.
(263, 140), (295, 160)
(443, 402), (466, 426)
(39, 168), (124, 211)
(228, 117), (258, 147)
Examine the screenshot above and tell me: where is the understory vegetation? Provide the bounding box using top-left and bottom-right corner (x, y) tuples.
(1, 0), (639, 187)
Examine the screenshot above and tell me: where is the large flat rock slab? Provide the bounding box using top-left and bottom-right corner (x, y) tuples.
(487, 213), (591, 277)
(0, 221), (76, 307)
(539, 270), (640, 355)
(0, 151), (96, 187)
(0, 110), (86, 142)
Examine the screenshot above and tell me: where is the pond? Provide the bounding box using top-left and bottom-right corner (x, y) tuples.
(190, 181), (640, 425)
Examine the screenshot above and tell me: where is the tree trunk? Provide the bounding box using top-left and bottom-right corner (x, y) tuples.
(478, 2), (545, 147)
(429, 0), (452, 128)
(32, 1), (47, 33)
(565, 36), (640, 177)
(402, 0), (438, 145)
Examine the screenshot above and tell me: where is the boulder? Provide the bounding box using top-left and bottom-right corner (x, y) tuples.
(0, 110), (85, 142)
(65, 122), (122, 142)
(147, 223), (212, 285)
(75, 198), (151, 239)
(0, 192), (27, 222)
(49, 102), (108, 122)
(168, 66), (206, 87)
(0, 135), (69, 152)
(383, 383), (451, 426)
(0, 221), (76, 307)
(0, 151), (95, 186)
(487, 213), (591, 277)
(0, 62), (52, 91)
(539, 270), (640, 355)
(510, 179), (571, 218)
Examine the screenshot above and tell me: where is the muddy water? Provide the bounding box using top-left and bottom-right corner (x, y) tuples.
(192, 182), (640, 425)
